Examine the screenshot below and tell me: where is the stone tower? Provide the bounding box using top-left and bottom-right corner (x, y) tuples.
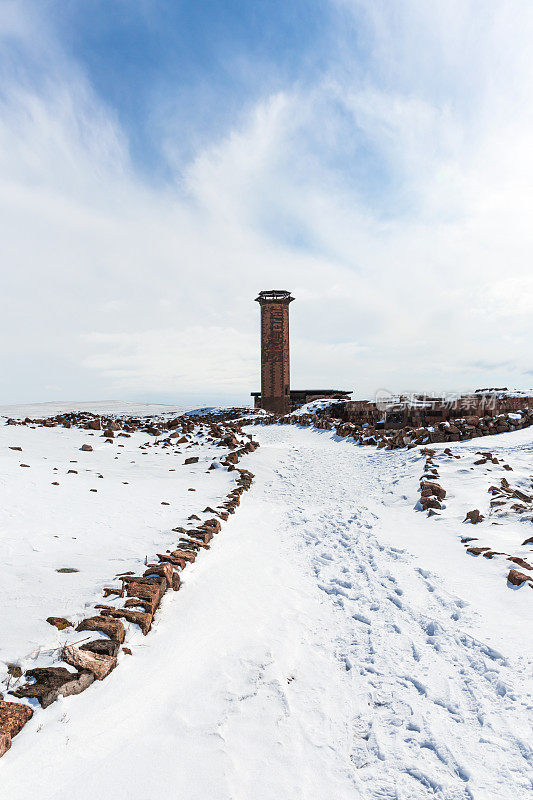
(255, 289), (294, 414)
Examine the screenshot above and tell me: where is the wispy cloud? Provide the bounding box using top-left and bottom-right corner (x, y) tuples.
(1, 1), (532, 403)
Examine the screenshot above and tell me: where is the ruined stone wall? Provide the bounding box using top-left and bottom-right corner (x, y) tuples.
(254, 397), (533, 450)
(339, 394), (532, 429)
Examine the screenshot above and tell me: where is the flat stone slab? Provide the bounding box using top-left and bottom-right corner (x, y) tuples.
(10, 667), (94, 709)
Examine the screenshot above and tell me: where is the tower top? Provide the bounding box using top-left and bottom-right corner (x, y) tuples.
(255, 289), (294, 303)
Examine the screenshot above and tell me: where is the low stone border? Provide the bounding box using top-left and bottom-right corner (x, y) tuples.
(0, 411), (260, 757)
(415, 446), (447, 514)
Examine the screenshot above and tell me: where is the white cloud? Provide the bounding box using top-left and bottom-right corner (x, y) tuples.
(1, 1), (532, 403)
(82, 327), (257, 392)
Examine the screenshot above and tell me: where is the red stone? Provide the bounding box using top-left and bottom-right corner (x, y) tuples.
(420, 497), (441, 510)
(62, 644), (117, 680)
(507, 569), (532, 587)
(464, 509), (484, 524)
(10, 667), (94, 708)
(46, 616), (72, 630)
(420, 481), (446, 500)
(508, 556), (533, 570)
(0, 699), (33, 757)
(98, 607), (153, 636)
(76, 616), (125, 643)
(201, 518), (222, 534)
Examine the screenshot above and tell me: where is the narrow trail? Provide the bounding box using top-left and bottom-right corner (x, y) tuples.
(253, 426), (533, 800)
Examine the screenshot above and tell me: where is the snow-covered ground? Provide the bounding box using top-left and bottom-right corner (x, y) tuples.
(1, 414), (532, 799)
(0, 401), (192, 420)
(289, 398), (346, 416)
(0, 413), (235, 671)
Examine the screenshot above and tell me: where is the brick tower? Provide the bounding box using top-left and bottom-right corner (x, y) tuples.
(255, 289), (294, 414)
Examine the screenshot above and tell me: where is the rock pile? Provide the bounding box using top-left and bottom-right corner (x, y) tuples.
(414, 448), (447, 512)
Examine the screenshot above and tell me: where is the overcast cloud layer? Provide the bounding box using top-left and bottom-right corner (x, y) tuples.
(1, 0), (532, 406)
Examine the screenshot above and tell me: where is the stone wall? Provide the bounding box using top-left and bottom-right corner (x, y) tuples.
(338, 393), (533, 430)
(254, 397), (533, 450)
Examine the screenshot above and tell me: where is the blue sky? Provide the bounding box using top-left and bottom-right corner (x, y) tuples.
(1, 1), (532, 405)
(52, 0), (339, 178)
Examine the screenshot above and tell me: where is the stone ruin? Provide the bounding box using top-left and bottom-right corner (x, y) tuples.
(254, 391), (533, 449)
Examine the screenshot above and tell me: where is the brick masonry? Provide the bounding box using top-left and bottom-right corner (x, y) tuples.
(256, 291), (294, 415)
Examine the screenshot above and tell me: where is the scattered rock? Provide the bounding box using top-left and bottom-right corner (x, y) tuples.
(124, 578), (166, 613)
(98, 607), (152, 636)
(76, 616), (125, 644)
(10, 667), (94, 708)
(202, 518), (222, 534)
(46, 616), (72, 630)
(420, 497), (441, 511)
(167, 548), (196, 563)
(0, 699), (33, 757)
(62, 644), (117, 681)
(464, 509), (484, 524)
(80, 444), (93, 452)
(80, 639), (119, 658)
(144, 563), (180, 590)
(102, 586), (122, 598)
(144, 426), (161, 436)
(507, 569), (532, 587)
(56, 567), (79, 573)
(508, 556), (533, 571)
(184, 456), (199, 465)
(420, 481), (446, 500)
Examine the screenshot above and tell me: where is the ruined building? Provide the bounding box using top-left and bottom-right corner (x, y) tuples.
(252, 290), (352, 413)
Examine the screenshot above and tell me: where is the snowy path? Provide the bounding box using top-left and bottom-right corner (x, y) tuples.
(2, 424), (532, 799)
(260, 427), (533, 799)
